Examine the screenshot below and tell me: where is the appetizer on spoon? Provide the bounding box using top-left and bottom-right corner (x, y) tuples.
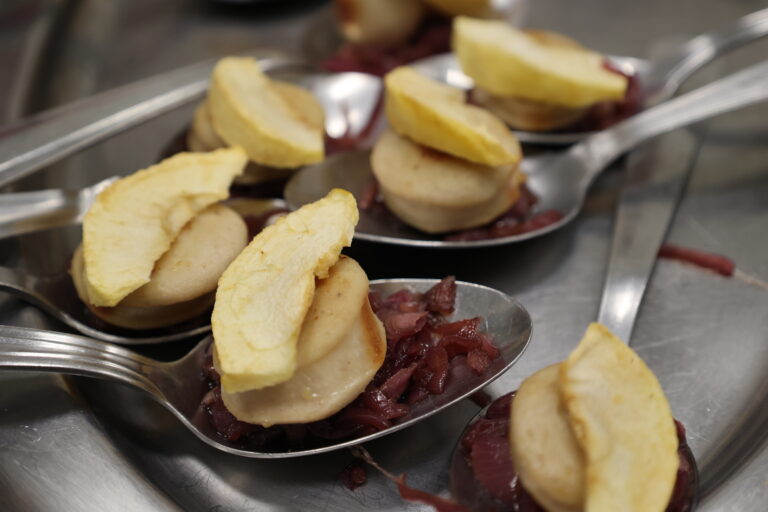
(0, 190), (532, 457)
(286, 56), (768, 248)
(0, 148), (251, 344)
(450, 324), (698, 512)
(203, 189), (530, 454)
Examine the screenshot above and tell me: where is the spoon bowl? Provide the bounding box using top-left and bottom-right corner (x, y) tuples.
(286, 58), (768, 248)
(0, 278), (532, 458)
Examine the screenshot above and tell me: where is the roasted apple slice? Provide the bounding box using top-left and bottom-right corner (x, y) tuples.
(190, 82), (324, 155)
(212, 189), (358, 393)
(453, 17), (627, 108)
(468, 29), (597, 131)
(385, 66), (521, 167)
(219, 256), (386, 426)
(371, 129), (523, 233)
(82, 147), (246, 307)
(207, 57), (324, 168)
(189, 78), (325, 184)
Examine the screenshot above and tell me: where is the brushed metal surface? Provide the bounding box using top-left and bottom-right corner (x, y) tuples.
(1, 0), (768, 511)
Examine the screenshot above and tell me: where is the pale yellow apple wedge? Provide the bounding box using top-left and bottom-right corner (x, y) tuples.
(207, 57), (324, 168)
(193, 82), (325, 154)
(561, 323), (679, 512)
(453, 17), (627, 108)
(190, 79), (325, 184)
(212, 189), (358, 393)
(385, 66), (521, 166)
(220, 256), (386, 426)
(82, 147), (246, 307)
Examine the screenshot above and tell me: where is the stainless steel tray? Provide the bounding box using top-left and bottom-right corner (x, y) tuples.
(1, 0), (768, 510)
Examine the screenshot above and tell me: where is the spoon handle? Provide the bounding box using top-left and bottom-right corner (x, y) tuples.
(595, 130), (701, 342)
(646, 7), (768, 106)
(577, 57), (768, 179)
(0, 325), (156, 390)
(0, 51), (295, 189)
(0, 178), (114, 240)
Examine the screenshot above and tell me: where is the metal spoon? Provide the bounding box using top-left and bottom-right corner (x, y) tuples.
(285, 57), (768, 248)
(413, 7), (768, 145)
(0, 278), (532, 458)
(0, 197), (288, 345)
